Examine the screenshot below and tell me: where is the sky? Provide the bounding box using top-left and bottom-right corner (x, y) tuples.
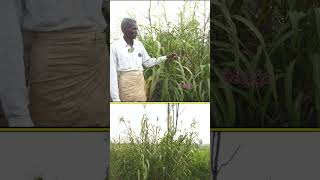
(111, 103), (210, 144)
(110, 0), (210, 42)
(213, 132), (320, 180)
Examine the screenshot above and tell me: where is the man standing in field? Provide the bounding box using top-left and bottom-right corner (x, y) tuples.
(110, 18), (177, 102)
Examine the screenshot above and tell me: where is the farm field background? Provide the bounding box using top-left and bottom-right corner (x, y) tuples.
(110, 104), (210, 180)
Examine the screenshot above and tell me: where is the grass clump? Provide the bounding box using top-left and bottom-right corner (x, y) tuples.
(110, 105), (210, 180)
(137, 1), (210, 102)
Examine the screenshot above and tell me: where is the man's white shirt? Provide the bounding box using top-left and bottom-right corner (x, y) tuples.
(110, 38), (167, 101)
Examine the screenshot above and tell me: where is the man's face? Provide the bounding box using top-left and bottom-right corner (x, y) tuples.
(124, 22), (138, 39)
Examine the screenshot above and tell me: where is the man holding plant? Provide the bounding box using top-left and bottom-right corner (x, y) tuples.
(110, 18), (177, 102)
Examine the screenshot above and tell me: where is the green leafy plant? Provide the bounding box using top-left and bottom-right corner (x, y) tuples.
(212, 0), (320, 127)
(136, 1), (210, 102)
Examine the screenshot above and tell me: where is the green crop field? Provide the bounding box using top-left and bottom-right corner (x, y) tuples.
(110, 105), (210, 180)
(137, 1), (210, 102)
(212, 0), (320, 127)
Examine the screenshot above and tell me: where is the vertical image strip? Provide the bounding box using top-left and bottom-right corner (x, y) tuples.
(1, 0), (110, 127)
(211, 0), (320, 128)
(109, 0), (210, 102)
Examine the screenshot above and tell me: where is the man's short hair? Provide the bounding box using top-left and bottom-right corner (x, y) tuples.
(121, 18), (137, 32)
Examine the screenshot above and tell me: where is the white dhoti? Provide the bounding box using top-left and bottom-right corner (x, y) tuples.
(118, 71), (147, 102)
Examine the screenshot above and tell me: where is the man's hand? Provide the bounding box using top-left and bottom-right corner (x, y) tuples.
(166, 53), (178, 61)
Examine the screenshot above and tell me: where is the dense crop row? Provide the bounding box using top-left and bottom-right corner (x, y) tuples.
(138, 1), (210, 102)
(212, 0), (320, 127)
